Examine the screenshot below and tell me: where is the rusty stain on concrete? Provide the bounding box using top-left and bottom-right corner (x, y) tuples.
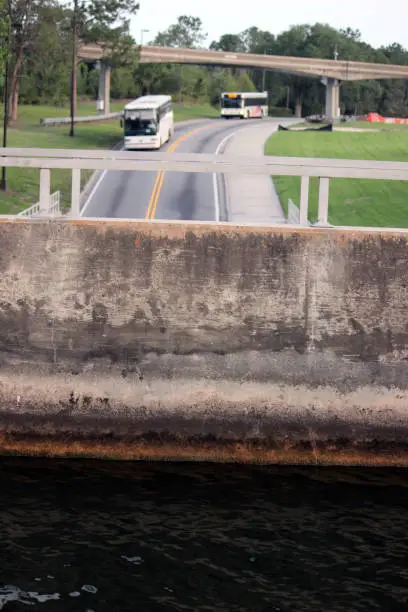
(3, 434), (408, 467)
(0, 218), (407, 465)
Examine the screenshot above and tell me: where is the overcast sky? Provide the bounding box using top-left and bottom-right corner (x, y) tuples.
(131, 0), (408, 50)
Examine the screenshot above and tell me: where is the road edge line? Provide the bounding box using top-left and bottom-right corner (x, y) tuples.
(80, 140), (123, 217)
(213, 125), (256, 222)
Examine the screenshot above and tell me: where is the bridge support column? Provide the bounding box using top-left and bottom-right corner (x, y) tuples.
(322, 77), (341, 121)
(98, 61), (111, 115)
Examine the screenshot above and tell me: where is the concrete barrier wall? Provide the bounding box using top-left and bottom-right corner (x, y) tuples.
(1, 218), (408, 465)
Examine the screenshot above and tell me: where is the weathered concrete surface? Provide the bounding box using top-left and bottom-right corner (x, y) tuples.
(1, 218), (408, 465)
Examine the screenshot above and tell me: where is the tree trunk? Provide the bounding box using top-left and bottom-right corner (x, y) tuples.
(9, 51), (24, 123)
(11, 77), (21, 123)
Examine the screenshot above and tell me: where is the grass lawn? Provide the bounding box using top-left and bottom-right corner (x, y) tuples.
(0, 101), (219, 214)
(290, 121), (408, 132)
(266, 130), (408, 227)
(173, 102), (219, 122)
(340, 120), (408, 131)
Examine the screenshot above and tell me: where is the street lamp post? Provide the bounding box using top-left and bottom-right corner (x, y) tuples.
(1, 0), (12, 191)
(262, 49), (273, 92)
(140, 29), (149, 46)
(262, 50), (266, 91)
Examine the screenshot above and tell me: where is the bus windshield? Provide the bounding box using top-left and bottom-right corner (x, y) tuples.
(222, 97), (242, 109)
(124, 109), (157, 136)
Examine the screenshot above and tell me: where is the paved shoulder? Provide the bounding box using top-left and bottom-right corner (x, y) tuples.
(223, 119), (295, 225)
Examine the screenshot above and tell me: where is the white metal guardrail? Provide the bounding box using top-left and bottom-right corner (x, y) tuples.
(49, 190), (61, 215)
(2, 147), (408, 225)
(40, 113), (122, 127)
(17, 190), (61, 218)
(17, 202), (40, 218)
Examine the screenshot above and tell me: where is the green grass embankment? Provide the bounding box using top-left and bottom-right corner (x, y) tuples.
(0, 101), (219, 214)
(291, 121), (408, 131)
(266, 130), (408, 228)
(340, 121), (408, 131)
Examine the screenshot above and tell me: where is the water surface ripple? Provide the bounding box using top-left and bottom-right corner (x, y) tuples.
(1, 459), (408, 611)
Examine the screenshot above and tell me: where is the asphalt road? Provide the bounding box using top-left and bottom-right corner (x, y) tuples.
(81, 117), (277, 222)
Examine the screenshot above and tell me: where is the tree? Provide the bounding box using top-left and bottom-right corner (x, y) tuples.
(2, 17), (408, 120)
(72, 0), (140, 56)
(67, 0), (139, 135)
(153, 15), (206, 49)
(240, 27), (276, 54)
(0, 0), (9, 70)
(133, 63), (171, 96)
(381, 80), (408, 116)
(6, 0), (46, 122)
(210, 34), (245, 53)
(19, 2), (71, 106)
(380, 43), (408, 65)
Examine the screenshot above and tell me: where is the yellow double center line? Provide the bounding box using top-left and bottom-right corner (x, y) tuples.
(145, 124), (216, 220)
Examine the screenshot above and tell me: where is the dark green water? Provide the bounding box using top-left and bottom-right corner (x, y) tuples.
(1, 459), (408, 611)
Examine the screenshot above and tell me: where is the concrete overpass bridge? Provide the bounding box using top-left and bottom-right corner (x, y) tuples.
(80, 43), (408, 119)
(3, 143), (408, 464)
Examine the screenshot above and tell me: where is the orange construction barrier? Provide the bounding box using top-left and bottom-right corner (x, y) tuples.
(367, 112), (408, 124)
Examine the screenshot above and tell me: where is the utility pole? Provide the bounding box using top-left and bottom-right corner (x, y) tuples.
(69, 0), (78, 138)
(1, 0), (11, 191)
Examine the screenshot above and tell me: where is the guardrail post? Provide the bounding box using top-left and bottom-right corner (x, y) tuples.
(71, 169), (81, 217)
(39, 168), (51, 213)
(317, 177), (330, 226)
(299, 176), (309, 225)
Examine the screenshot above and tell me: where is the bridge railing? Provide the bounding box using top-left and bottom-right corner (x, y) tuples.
(2, 147), (408, 226)
(16, 191), (61, 218)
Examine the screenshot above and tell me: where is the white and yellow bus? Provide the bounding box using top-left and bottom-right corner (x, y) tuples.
(122, 95), (174, 150)
(220, 91), (268, 119)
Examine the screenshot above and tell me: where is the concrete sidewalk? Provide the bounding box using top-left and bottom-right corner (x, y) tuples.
(223, 119), (294, 224)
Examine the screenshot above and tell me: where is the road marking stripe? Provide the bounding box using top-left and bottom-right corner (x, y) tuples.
(212, 124), (265, 222)
(146, 171), (165, 220)
(145, 170), (164, 220)
(212, 130), (240, 222)
(80, 146), (125, 217)
(81, 169), (107, 217)
(146, 123), (217, 220)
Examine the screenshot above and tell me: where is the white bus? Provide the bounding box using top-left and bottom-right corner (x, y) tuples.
(122, 95), (174, 150)
(220, 91), (268, 119)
